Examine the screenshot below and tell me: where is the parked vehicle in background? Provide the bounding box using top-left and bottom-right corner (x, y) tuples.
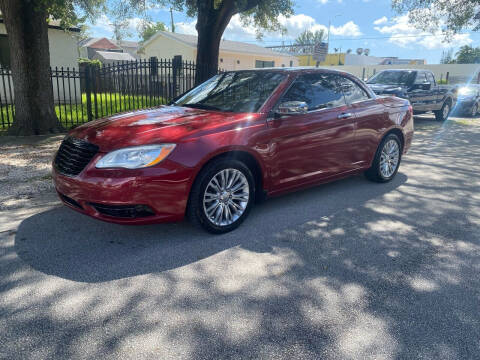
(53, 68), (414, 233)
(454, 84), (480, 117)
(366, 69), (457, 121)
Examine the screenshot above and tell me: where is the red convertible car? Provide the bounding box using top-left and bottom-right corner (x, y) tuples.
(53, 68), (414, 233)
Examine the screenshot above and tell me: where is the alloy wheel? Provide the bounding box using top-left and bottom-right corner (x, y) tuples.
(379, 139), (400, 178)
(443, 103), (450, 119)
(203, 168), (250, 226)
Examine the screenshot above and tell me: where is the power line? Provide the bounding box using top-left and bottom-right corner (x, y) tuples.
(231, 32), (472, 44)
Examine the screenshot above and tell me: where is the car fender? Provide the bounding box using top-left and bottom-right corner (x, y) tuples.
(187, 144), (270, 195)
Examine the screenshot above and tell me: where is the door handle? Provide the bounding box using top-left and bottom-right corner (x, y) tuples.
(337, 112), (353, 119)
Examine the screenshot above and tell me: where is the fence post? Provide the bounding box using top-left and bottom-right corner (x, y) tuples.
(150, 57), (158, 104)
(172, 55), (182, 98)
(85, 65), (93, 122)
(445, 72), (449, 84)
(92, 65), (98, 119)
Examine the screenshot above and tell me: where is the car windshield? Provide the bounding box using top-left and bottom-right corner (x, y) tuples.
(367, 71), (415, 86)
(173, 71), (287, 113)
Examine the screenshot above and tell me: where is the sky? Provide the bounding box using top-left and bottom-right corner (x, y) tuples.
(87, 0), (480, 64)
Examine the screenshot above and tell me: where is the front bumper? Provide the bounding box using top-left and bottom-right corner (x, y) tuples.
(455, 99), (476, 113)
(53, 156), (194, 225)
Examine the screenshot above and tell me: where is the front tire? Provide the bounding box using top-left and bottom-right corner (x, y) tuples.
(365, 133), (402, 183)
(187, 159), (255, 234)
(470, 103), (478, 117)
(434, 100), (451, 121)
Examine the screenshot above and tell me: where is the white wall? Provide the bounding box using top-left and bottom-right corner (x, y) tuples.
(345, 54), (386, 66)
(324, 63), (480, 84)
(217, 50), (299, 70)
(141, 34), (196, 61)
(0, 23), (79, 68)
(0, 23), (80, 104)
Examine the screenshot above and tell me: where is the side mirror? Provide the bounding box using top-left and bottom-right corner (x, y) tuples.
(276, 101), (308, 116)
(421, 82), (431, 90)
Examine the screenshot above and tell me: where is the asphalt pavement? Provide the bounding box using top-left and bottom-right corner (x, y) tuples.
(1, 115), (479, 359)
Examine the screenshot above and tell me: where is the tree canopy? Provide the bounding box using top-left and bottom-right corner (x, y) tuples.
(392, 0), (480, 34)
(294, 29), (326, 46)
(455, 45), (480, 64)
(139, 21), (167, 42)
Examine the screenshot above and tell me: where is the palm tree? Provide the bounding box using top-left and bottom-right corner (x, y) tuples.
(294, 29), (326, 46)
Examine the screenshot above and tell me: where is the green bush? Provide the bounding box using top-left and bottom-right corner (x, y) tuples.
(78, 58), (102, 67)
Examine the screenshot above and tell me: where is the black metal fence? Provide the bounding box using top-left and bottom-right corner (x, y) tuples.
(0, 56), (200, 130)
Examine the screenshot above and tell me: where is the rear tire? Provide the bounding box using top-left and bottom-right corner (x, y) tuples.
(365, 133), (402, 183)
(187, 159), (255, 234)
(434, 100), (451, 121)
(470, 103), (478, 117)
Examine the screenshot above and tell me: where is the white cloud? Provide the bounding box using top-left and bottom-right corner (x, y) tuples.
(317, 0), (344, 3)
(373, 16), (388, 25)
(89, 14), (144, 39)
(374, 15), (472, 49)
(196, 14), (361, 41)
(175, 20), (197, 35)
(89, 13), (363, 43)
(330, 21), (362, 36)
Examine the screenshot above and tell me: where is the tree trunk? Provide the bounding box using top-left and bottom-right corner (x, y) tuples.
(0, 0), (63, 135)
(195, 1), (235, 85)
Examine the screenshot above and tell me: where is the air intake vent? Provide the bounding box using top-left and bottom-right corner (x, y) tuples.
(54, 137), (99, 176)
(90, 203), (155, 218)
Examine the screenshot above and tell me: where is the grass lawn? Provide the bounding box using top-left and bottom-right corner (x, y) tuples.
(1, 92), (167, 133)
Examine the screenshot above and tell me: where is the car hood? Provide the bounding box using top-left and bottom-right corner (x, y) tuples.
(69, 106), (262, 152)
(367, 84), (407, 94)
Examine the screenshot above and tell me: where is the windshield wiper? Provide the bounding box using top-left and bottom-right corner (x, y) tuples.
(181, 103), (222, 111)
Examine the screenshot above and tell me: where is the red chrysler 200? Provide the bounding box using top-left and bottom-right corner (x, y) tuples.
(53, 68), (414, 233)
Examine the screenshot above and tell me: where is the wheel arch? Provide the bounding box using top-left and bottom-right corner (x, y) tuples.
(190, 147), (266, 202)
(384, 127), (405, 151)
(367, 127), (405, 168)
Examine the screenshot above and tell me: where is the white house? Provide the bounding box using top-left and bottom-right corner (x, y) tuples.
(140, 31), (299, 70)
(0, 19), (79, 69)
(0, 19), (80, 104)
(92, 50), (136, 64)
(78, 37), (140, 61)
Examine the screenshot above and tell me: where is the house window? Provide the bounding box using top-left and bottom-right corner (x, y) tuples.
(282, 64), (285, 67)
(0, 35), (10, 68)
(220, 58), (223, 63)
(290, 60), (293, 67)
(237, 60), (240, 64)
(255, 60), (274, 68)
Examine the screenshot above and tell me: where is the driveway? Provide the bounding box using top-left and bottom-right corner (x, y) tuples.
(1, 116), (479, 359)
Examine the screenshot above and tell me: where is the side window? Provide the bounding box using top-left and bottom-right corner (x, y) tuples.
(426, 72), (435, 85)
(414, 72), (427, 84)
(282, 73), (346, 111)
(337, 76), (370, 104)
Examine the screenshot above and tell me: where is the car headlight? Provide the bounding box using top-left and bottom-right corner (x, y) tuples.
(96, 144), (176, 169)
(458, 87), (474, 96)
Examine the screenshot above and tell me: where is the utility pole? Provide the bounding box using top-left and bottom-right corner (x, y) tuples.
(170, 8), (175, 33)
(327, 14), (341, 60)
(327, 20), (331, 49)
